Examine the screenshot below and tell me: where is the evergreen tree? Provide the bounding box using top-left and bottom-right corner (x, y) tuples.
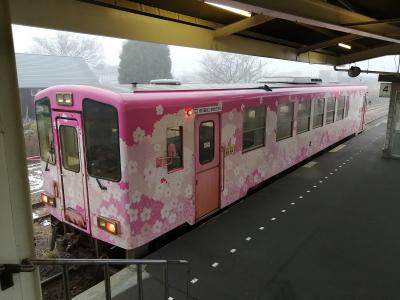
(118, 41), (172, 84)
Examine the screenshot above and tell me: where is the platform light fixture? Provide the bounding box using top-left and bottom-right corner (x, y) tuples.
(204, 1), (252, 17)
(338, 42), (352, 50)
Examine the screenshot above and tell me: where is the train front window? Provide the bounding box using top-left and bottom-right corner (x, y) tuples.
(35, 98), (55, 164)
(83, 99), (121, 181)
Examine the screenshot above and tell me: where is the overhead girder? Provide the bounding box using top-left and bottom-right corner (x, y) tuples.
(297, 34), (360, 54)
(338, 43), (400, 65)
(9, 0), (337, 65)
(204, 0), (400, 43)
(214, 14), (273, 38)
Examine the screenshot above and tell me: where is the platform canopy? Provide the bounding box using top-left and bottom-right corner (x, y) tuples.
(9, 0), (400, 66)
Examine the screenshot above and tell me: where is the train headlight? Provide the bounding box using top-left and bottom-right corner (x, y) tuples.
(97, 216), (120, 235)
(56, 92), (73, 106)
(40, 193), (56, 207)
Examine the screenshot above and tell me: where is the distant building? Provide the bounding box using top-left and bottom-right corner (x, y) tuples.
(15, 53), (99, 120)
(92, 64), (119, 86)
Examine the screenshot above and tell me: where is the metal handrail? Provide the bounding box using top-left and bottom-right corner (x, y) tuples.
(24, 258), (190, 300)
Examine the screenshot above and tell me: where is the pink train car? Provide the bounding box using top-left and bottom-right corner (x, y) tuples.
(34, 82), (367, 253)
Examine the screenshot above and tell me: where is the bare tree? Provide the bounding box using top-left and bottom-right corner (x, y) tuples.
(197, 52), (267, 83)
(30, 32), (104, 67)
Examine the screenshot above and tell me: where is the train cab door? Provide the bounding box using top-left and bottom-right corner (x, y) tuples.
(57, 115), (90, 233)
(195, 113), (220, 219)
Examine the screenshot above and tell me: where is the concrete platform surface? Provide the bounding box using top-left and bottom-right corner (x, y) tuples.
(116, 123), (400, 300)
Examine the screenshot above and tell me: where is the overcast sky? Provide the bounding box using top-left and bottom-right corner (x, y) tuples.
(11, 25), (400, 79)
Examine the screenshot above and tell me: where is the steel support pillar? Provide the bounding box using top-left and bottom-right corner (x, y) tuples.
(379, 75), (400, 158)
(0, 0), (41, 298)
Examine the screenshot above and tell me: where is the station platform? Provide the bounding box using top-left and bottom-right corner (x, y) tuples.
(115, 122), (400, 300)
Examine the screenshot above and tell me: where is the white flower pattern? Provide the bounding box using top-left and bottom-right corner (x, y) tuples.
(168, 212), (177, 224)
(161, 205), (170, 219)
(156, 105), (164, 116)
(131, 191), (142, 203)
(234, 166), (240, 176)
(133, 127), (145, 143)
(140, 207), (152, 222)
(184, 184), (193, 199)
(128, 161), (138, 175)
(127, 206), (138, 222)
(144, 165), (156, 182)
(108, 204), (118, 217)
(152, 220), (162, 234)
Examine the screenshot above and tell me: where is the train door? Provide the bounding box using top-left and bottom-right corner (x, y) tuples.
(57, 115), (90, 233)
(194, 113), (220, 219)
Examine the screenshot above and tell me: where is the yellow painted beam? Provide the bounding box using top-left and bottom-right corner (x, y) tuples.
(337, 44), (400, 65)
(207, 0), (400, 43)
(214, 14), (273, 38)
(297, 34), (359, 54)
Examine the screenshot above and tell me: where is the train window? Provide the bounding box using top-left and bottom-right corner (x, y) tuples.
(242, 106), (266, 151)
(344, 96), (350, 118)
(276, 102), (294, 141)
(297, 100), (311, 134)
(83, 99), (121, 181)
(312, 98), (325, 128)
(199, 121), (214, 164)
(59, 126), (80, 173)
(326, 97), (336, 124)
(337, 96), (346, 121)
(35, 98), (55, 164)
(167, 126), (183, 172)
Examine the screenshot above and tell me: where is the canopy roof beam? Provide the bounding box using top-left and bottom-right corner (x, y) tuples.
(297, 34), (360, 54)
(337, 43), (400, 65)
(205, 0), (400, 43)
(214, 14), (273, 38)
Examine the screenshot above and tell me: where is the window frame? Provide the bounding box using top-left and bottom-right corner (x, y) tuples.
(344, 96), (350, 118)
(166, 126), (184, 173)
(336, 96), (346, 121)
(82, 98), (121, 182)
(312, 98), (325, 129)
(35, 97), (55, 165)
(242, 106), (267, 152)
(325, 97), (336, 125)
(276, 102), (294, 141)
(296, 100), (311, 135)
(59, 125), (81, 173)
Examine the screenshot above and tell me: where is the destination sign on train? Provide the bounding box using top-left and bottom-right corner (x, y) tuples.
(194, 104), (222, 114)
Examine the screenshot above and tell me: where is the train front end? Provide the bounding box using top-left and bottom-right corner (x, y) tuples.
(34, 85), (133, 251)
